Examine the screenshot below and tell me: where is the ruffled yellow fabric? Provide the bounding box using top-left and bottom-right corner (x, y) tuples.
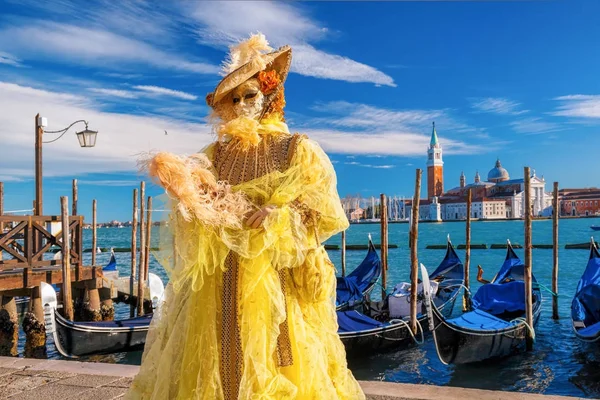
(217, 115), (290, 149)
(125, 134), (363, 400)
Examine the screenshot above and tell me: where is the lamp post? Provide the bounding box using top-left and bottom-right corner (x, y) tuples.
(34, 114), (98, 216)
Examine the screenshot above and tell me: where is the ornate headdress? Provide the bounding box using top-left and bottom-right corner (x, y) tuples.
(206, 33), (292, 122)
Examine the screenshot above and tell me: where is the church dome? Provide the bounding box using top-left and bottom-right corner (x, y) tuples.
(488, 159), (510, 182)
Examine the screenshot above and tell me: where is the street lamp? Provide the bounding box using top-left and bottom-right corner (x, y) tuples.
(35, 114), (98, 216)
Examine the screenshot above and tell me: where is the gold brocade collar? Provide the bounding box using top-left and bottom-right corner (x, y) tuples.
(217, 116), (290, 148)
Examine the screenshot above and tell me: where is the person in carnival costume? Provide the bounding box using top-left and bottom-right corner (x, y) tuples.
(125, 33), (364, 400)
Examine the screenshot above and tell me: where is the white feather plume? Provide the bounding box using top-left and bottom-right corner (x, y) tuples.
(221, 33), (273, 75)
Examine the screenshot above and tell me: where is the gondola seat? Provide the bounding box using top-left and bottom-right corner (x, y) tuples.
(472, 280), (527, 315)
(337, 310), (387, 333)
(446, 309), (514, 331)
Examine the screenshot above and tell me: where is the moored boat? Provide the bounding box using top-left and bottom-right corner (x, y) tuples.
(336, 235), (382, 311)
(41, 273), (165, 358)
(422, 240), (542, 364)
(337, 236), (464, 357)
(591, 225), (600, 231)
(571, 238), (600, 343)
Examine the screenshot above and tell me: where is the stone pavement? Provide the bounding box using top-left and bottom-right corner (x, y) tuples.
(0, 356), (588, 400)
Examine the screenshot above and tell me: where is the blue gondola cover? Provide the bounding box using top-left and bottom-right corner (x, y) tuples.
(336, 242), (381, 307)
(572, 244), (600, 331)
(337, 310), (386, 333)
(103, 252), (117, 272)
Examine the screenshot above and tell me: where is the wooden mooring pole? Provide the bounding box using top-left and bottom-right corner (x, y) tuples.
(410, 169), (422, 335)
(144, 196), (153, 282)
(92, 200), (97, 266)
(0, 181), (3, 261)
(524, 167), (534, 351)
(137, 183), (146, 316)
(341, 230), (347, 278)
(380, 194), (388, 299)
(130, 189), (138, 318)
(71, 179), (78, 216)
(552, 182), (559, 320)
(61, 196), (74, 320)
(463, 188), (472, 312)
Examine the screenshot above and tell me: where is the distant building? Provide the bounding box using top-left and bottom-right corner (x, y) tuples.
(559, 188), (600, 217)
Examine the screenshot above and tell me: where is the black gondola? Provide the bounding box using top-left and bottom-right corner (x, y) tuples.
(423, 240), (542, 364)
(41, 273), (165, 358)
(337, 236), (464, 357)
(336, 235), (382, 311)
(571, 238), (600, 343)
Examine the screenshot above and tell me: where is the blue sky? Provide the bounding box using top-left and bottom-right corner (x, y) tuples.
(0, 0), (599, 222)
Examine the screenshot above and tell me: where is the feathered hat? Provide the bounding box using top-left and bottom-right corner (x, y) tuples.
(206, 33), (291, 119)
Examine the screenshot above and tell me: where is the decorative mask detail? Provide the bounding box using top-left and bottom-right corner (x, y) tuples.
(231, 79), (265, 121)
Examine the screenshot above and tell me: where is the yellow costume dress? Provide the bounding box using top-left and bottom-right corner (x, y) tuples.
(126, 32), (364, 400)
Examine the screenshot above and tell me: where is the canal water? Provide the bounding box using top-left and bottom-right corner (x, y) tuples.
(19, 217), (600, 398)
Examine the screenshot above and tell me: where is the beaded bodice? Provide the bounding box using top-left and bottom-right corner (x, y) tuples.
(212, 133), (304, 185)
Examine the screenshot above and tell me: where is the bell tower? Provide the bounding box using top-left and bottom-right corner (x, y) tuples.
(427, 122), (444, 199)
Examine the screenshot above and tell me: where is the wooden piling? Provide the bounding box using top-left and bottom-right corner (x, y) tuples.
(72, 179), (78, 216)
(341, 230), (347, 277)
(61, 196), (74, 320)
(130, 188), (138, 318)
(137, 183), (146, 316)
(463, 188), (472, 312)
(144, 197), (153, 282)
(23, 286), (47, 358)
(0, 181), (3, 261)
(0, 182), (4, 230)
(552, 182), (559, 320)
(0, 296), (18, 356)
(380, 194), (388, 299)
(524, 167), (534, 351)
(92, 199), (97, 267)
(410, 169), (422, 334)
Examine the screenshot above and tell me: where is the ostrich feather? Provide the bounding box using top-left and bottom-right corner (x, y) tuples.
(221, 33), (273, 75)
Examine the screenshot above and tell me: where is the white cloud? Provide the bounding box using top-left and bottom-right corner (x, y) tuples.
(89, 88), (138, 99)
(133, 86), (198, 101)
(510, 117), (563, 134)
(471, 97), (528, 115)
(0, 22), (218, 75)
(292, 44), (396, 87)
(343, 161), (395, 169)
(552, 95), (600, 119)
(306, 128), (483, 156)
(78, 179), (141, 187)
(0, 82), (213, 178)
(312, 101), (466, 132)
(185, 1), (395, 87)
(0, 51), (22, 67)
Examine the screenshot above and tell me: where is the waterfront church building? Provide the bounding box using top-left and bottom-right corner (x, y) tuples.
(412, 123), (552, 221)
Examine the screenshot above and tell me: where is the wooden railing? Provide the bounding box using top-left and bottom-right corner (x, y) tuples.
(0, 215), (83, 286)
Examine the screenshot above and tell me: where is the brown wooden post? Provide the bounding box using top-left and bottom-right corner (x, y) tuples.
(0, 296), (18, 356)
(71, 179), (78, 216)
(130, 188), (138, 318)
(92, 199), (97, 266)
(35, 114), (43, 216)
(23, 286), (47, 358)
(380, 194), (388, 299)
(463, 188), (472, 311)
(137, 183), (146, 316)
(410, 169), (422, 334)
(0, 181), (3, 261)
(144, 197), (153, 281)
(61, 196), (74, 320)
(552, 182), (559, 320)
(341, 230), (347, 277)
(524, 167), (534, 351)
